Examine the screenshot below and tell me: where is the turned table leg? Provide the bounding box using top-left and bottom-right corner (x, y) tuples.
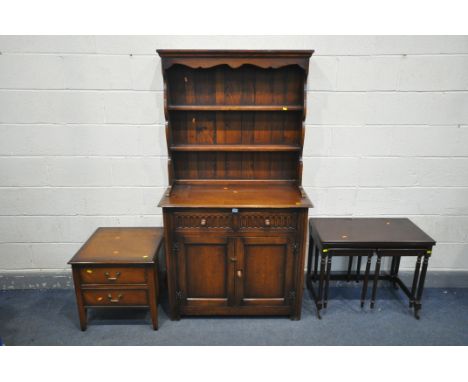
(323, 253), (333, 309)
(414, 255), (430, 319)
(360, 254), (373, 308)
(390, 256), (401, 289)
(410, 256), (422, 308)
(147, 267), (159, 330)
(77, 304), (87, 331)
(356, 256), (362, 282)
(347, 256), (354, 282)
(313, 245), (319, 282)
(370, 255), (382, 309)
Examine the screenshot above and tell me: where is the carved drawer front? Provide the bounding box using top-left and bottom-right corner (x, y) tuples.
(79, 266), (147, 285)
(174, 211), (233, 231)
(82, 289), (148, 306)
(239, 211), (298, 231)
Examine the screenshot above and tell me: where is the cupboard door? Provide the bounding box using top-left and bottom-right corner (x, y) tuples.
(176, 235), (235, 308)
(236, 236), (295, 306)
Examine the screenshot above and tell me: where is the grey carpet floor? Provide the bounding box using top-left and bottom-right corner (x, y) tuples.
(1, 285), (467, 345)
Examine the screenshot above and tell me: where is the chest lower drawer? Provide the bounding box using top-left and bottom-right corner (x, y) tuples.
(82, 289), (148, 306)
(79, 266), (147, 285)
(239, 210), (298, 231)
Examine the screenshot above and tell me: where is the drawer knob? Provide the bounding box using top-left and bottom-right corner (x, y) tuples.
(200, 218), (207, 226)
(265, 219), (271, 227)
(104, 271), (121, 281)
(237, 270), (243, 278)
(107, 293), (123, 303)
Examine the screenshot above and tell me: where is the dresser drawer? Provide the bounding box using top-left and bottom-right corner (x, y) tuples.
(79, 266), (147, 285)
(239, 210), (298, 231)
(82, 289), (148, 306)
(174, 211), (233, 231)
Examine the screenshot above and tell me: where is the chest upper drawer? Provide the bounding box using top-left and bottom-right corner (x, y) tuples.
(239, 210), (298, 231)
(79, 266), (147, 284)
(173, 211), (233, 231)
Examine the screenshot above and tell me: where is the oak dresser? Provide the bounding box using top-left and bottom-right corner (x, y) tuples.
(157, 50), (314, 320)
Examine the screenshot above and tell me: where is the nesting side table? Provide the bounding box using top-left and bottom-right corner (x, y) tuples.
(68, 227), (163, 330)
(307, 218), (436, 319)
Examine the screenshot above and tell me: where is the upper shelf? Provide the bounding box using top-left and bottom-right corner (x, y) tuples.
(157, 49), (314, 71)
(168, 105), (303, 112)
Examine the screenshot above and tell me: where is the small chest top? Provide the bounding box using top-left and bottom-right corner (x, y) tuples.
(310, 218), (435, 249)
(68, 227), (164, 265)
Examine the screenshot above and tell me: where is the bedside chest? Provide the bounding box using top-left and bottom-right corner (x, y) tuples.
(68, 227), (164, 330)
(307, 218), (436, 319)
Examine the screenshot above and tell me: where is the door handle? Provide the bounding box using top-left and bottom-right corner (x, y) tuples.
(237, 270), (243, 278)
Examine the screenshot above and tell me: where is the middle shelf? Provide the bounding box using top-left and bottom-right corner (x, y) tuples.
(170, 144), (301, 152)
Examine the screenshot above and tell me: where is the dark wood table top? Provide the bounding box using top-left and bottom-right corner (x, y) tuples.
(309, 218), (435, 249)
(158, 183), (313, 208)
(68, 227), (164, 264)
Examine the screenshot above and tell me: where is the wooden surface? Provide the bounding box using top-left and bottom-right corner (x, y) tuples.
(69, 227), (164, 264)
(168, 105), (303, 111)
(159, 183), (313, 208)
(310, 218), (436, 248)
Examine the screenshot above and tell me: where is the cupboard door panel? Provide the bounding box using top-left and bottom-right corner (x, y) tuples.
(177, 235), (235, 307)
(244, 245), (285, 298)
(237, 236), (295, 307)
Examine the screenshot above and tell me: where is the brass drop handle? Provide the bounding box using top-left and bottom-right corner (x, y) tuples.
(107, 293), (123, 303)
(200, 218), (207, 226)
(105, 271), (121, 281)
(265, 218), (271, 227)
(237, 270), (243, 278)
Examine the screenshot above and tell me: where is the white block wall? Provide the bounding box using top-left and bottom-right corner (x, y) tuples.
(0, 36), (467, 274)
